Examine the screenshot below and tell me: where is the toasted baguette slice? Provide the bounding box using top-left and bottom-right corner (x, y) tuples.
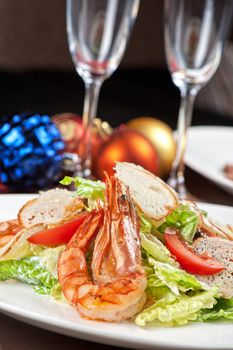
(18, 188), (83, 228)
(115, 162), (178, 220)
(192, 236), (233, 298)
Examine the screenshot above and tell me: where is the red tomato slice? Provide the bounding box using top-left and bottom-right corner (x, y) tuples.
(164, 231), (224, 275)
(28, 212), (89, 246)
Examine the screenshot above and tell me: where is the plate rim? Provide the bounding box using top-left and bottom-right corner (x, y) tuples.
(0, 195), (233, 350)
(185, 125), (233, 192)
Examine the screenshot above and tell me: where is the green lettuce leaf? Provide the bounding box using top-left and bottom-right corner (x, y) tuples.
(158, 204), (199, 243)
(60, 176), (105, 201)
(0, 257), (59, 295)
(1, 236), (64, 280)
(148, 258), (203, 295)
(140, 214), (153, 234)
(198, 298), (233, 321)
(141, 233), (177, 266)
(38, 245), (65, 278)
(135, 288), (218, 326)
(139, 213), (164, 238)
(146, 284), (178, 302)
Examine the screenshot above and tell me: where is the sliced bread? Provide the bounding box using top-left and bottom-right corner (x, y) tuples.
(115, 162), (179, 220)
(18, 188), (83, 228)
(192, 236), (233, 298)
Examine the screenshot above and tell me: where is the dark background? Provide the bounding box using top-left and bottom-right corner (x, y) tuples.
(0, 0), (232, 129)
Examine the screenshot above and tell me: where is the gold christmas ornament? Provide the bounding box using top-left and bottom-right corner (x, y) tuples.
(127, 117), (176, 177)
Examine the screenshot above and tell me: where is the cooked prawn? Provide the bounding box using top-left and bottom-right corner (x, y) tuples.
(0, 220), (23, 247)
(0, 219), (21, 236)
(58, 174), (147, 322)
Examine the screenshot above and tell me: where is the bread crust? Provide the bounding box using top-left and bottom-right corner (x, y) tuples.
(132, 165), (178, 219)
(18, 189), (83, 229)
(18, 198), (37, 227)
(115, 162), (179, 220)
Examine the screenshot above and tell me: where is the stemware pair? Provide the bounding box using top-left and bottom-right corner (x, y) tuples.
(67, 0), (233, 195)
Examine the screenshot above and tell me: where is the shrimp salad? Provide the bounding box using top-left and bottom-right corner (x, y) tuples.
(0, 169), (233, 326)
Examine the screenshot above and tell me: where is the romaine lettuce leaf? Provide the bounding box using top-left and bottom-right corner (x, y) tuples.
(158, 204), (199, 243)
(148, 258), (203, 295)
(140, 214), (153, 234)
(1, 235), (64, 280)
(135, 288), (218, 326)
(141, 233), (177, 266)
(139, 213), (164, 240)
(60, 176), (105, 201)
(198, 298), (233, 321)
(146, 284), (178, 302)
(0, 256), (59, 296)
(38, 245), (65, 278)
(139, 235), (217, 327)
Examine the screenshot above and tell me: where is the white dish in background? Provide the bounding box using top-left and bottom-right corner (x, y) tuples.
(0, 194), (233, 350)
(185, 126), (233, 194)
(0, 194), (36, 221)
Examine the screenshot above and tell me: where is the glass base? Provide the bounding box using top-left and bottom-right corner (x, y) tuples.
(167, 169), (188, 200)
(167, 173), (197, 201)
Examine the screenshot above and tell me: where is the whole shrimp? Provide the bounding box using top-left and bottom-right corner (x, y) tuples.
(58, 174), (147, 322)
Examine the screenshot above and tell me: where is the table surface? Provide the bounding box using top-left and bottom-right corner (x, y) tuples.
(0, 69), (233, 350)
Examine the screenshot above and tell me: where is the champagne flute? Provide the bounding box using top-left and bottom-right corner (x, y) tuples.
(164, 0), (233, 198)
(67, 0), (140, 178)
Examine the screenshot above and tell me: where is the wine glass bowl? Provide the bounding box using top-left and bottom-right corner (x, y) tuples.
(164, 0), (233, 198)
(67, 0), (140, 178)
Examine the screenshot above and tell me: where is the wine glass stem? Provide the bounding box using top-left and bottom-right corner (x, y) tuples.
(168, 87), (196, 198)
(78, 79), (102, 178)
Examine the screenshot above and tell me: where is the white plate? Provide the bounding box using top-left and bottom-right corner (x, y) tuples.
(0, 194), (233, 350)
(185, 126), (233, 194)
